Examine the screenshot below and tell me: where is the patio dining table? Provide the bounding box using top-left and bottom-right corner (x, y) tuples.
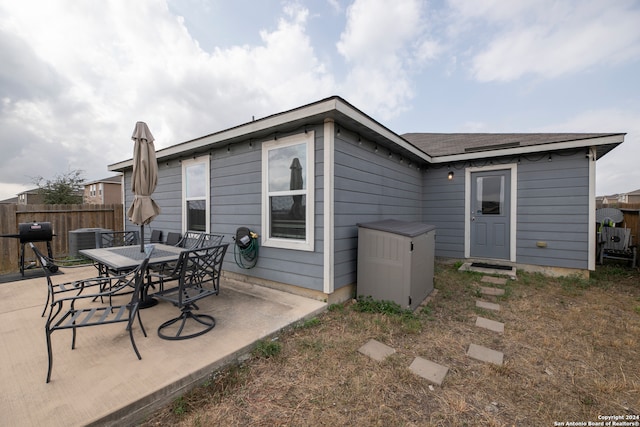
(80, 243), (185, 308)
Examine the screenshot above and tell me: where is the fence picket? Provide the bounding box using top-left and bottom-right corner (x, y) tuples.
(0, 204), (124, 274)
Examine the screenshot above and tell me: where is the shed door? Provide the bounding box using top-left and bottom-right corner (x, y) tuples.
(470, 170), (510, 260)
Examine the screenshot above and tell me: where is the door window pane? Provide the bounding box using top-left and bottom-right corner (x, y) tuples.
(476, 176), (504, 215)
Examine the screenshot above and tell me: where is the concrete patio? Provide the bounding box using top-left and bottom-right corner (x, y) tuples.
(0, 265), (326, 426)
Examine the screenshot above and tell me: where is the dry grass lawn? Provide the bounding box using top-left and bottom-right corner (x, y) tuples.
(141, 262), (640, 426)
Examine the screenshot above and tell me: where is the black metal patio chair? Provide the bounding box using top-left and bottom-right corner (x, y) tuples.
(100, 230), (140, 248)
(165, 232), (182, 246)
(176, 231), (203, 249)
(150, 243), (228, 340)
(32, 243), (151, 383)
(197, 233), (225, 247)
(94, 230), (140, 277)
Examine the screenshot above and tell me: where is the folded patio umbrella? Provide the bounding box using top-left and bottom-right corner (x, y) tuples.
(127, 121), (161, 251)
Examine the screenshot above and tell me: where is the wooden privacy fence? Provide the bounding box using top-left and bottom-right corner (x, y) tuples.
(0, 204), (124, 274)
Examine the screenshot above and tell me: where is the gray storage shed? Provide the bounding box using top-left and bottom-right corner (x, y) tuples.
(357, 219), (436, 311)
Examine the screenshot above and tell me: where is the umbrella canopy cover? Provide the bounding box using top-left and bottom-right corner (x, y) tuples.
(127, 122), (161, 225)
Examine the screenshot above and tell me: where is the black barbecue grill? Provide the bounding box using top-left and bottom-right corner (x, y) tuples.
(0, 222), (56, 276)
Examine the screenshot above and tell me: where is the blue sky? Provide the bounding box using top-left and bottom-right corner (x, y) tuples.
(1, 0), (639, 201)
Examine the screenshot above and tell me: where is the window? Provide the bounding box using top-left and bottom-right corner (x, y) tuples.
(475, 175), (504, 215)
(182, 156), (210, 233)
(262, 132), (314, 251)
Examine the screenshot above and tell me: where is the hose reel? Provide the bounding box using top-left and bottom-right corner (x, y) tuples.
(233, 227), (259, 269)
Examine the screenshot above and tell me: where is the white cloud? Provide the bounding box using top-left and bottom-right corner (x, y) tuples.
(0, 0), (335, 200)
(336, 0), (432, 120)
(536, 108), (640, 196)
(447, 0), (640, 82)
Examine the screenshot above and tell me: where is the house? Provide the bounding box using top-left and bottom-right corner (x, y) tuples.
(622, 189), (640, 204)
(83, 175), (122, 204)
(0, 196), (18, 204)
(16, 188), (45, 205)
(109, 96), (625, 302)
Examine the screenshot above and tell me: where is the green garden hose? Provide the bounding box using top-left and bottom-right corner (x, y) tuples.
(234, 232), (259, 269)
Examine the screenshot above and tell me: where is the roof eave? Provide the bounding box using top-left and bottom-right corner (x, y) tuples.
(109, 97), (431, 172)
(427, 134), (625, 163)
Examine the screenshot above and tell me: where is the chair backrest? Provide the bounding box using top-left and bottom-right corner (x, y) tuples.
(30, 243), (57, 315)
(198, 233), (224, 248)
(601, 226), (632, 251)
(178, 232), (203, 249)
(100, 230), (139, 248)
(149, 229), (163, 243)
(174, 244), (229, 305)
(165, 232), (182, 246)
(110, 256), (151, 305)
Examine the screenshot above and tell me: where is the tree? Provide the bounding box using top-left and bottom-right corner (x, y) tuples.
(34, 169), (85, 204)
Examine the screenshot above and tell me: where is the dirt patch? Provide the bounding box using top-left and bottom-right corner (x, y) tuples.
(141, 263), (640, 426)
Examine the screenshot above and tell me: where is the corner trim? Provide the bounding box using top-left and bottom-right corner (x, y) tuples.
(323, 119), (335, 294)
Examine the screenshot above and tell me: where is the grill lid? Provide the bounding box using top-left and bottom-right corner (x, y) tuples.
(18, 222), (53, 243)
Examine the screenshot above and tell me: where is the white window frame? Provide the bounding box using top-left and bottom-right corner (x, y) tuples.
(182, 155), (210, 234)
(262, 131), (315, 251)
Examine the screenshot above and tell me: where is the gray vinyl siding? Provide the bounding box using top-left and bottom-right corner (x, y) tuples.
(422, 166), (466, 258)
(121, 118), (595, 295)
(123, 160), (183, 235)
(516, 151), (590, 269)
(125, 127), (326, 291)
(212, 128), (325, 290)
(421, 151), (590, 269)
(333, 135), (423, 290)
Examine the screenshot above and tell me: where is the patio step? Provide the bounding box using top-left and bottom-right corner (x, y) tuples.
(476, 300), (501, 311)
(358, 339), (395, 361)
(409, 357), (449, 386)
(358, 340), (451, 386)
(481, 276), (508, 286)
(479, 286), (505, 296)
(467, 343), (504, 366)
(475, 316), (504, 333)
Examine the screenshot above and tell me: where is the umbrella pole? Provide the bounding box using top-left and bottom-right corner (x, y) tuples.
(140, 224), (144, 252)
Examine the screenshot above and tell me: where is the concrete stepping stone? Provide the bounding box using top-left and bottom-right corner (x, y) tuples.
(481, 276), (507, 285)
(409, 357), (449, 386)
(358, 339), (395, 361)
(467, 343), (504, 366)
(476, 300), (501, 311)
(479, 286), (505, 296)
(475, 316), (504, 333)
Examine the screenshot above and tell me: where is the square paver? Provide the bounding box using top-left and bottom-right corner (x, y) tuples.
(481, 276), (508, 285)
(475, 316), (505, 333)
(409, 357), (449, 386)
(476, 300), (501, 311)
(479, 286), (505, 296)
(358, 339), (395, 361)
(467, 343), (504, 366)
